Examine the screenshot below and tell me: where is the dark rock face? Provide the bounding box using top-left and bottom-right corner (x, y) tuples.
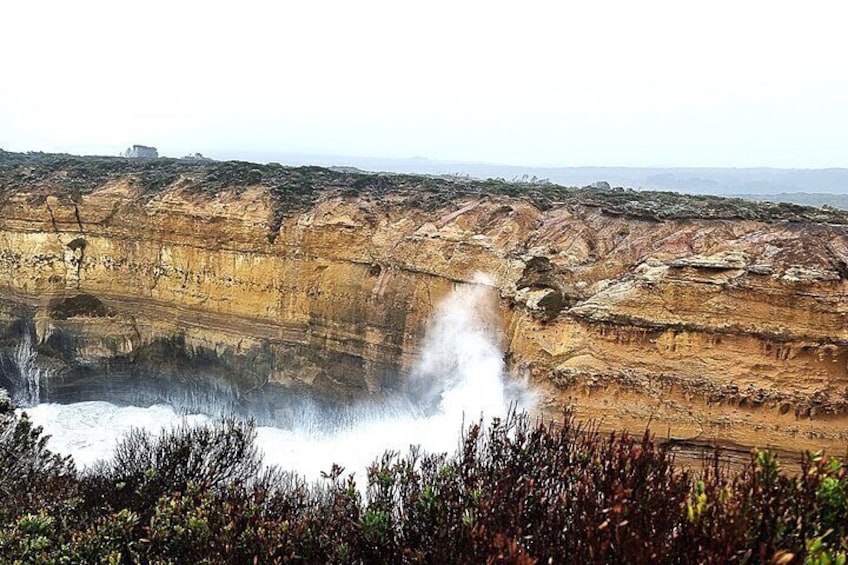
(49, 294), (111, 319)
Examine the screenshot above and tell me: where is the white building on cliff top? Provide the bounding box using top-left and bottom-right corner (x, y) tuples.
(122, 145), (158, 159)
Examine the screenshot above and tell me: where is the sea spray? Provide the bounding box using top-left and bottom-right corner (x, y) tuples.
(27, 274), (535, 477)
(408, 273), (512, 419)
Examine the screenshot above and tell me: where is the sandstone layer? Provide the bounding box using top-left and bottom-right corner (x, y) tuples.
(1, 151), (847, 454)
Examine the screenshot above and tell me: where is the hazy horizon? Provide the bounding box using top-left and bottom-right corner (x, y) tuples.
(7, 145), (848, 174)
(1, 1), (846, 169)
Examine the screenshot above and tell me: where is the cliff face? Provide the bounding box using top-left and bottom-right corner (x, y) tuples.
(1, 152), (848, 453)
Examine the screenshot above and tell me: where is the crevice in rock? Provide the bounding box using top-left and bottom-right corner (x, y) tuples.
(72, 203), (84, 233)
(45, 201), (59, 233)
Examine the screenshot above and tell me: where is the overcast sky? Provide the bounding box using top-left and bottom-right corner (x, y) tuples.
(1, 1), (846, 168)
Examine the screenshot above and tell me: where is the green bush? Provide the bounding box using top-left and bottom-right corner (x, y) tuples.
(0, 395), (77, 527)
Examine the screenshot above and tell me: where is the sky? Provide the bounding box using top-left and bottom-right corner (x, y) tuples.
(1, 0), (846, 168)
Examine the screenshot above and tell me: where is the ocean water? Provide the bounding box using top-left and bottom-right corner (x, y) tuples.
(24, 276), (534, 477)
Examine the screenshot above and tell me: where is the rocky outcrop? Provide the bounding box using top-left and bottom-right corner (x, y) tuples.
(1, 152), (848, 453)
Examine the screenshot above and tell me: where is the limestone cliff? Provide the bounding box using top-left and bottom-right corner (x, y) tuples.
(1, 151), (847, 454)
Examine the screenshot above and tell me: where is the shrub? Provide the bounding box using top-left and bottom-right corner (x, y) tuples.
(84, 417), (261, 516)
(0, 395), (76, 525)
(0, 402), (845, 563)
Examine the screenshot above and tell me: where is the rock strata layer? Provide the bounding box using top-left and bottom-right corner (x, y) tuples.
(1, 151), (848, 454)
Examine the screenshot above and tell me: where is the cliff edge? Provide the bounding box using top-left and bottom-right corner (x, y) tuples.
(1, 151), (847, 453)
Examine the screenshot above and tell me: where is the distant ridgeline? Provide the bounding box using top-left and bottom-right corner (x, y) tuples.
(227, 152), (848, 200)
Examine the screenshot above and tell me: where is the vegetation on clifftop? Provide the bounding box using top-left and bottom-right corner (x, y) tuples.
(0, 394), (846, 564)
(2, 150), (848, 225)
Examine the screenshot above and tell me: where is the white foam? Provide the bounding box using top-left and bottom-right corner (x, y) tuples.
(25, 401), (210, 468)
